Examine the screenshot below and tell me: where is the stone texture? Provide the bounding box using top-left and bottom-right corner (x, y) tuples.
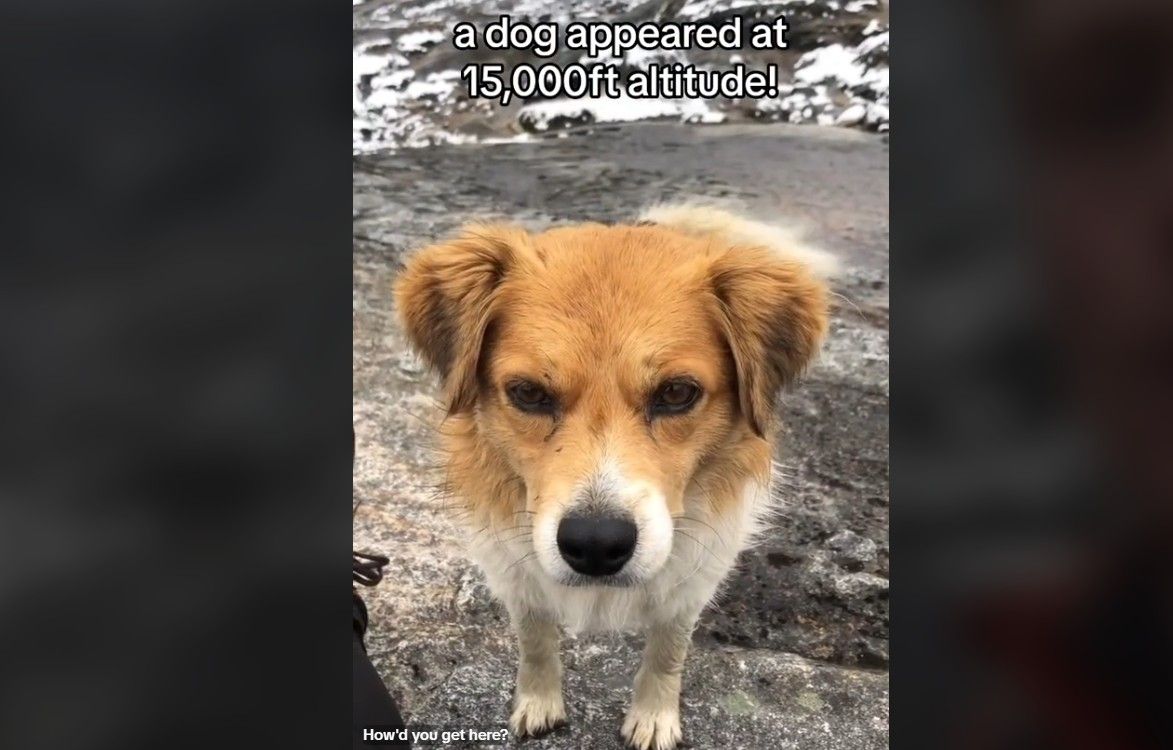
(354, 121), (888, 748)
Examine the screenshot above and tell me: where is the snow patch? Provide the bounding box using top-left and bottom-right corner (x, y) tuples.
(397, 30), (444, 54)
(518, 94), (726, 132)
(678, 0), (817, 21)
(844, 0), (878, 13)
(794, 44), (866, 87)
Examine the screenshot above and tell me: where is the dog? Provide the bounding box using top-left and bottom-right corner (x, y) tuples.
(395, 204), (832, 750)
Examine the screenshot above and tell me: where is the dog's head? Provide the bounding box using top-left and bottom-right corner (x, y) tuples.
(396, 219), (828, 586)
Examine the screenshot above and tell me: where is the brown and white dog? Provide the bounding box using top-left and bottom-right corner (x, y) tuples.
(395, 204), (833, 750)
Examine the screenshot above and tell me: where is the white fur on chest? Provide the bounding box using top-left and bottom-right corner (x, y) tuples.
(464, 479), (773, 632)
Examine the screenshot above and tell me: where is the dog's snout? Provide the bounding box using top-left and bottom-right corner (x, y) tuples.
(556, 513), (637, 577)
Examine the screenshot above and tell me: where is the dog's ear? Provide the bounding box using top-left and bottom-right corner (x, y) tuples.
(708, 245), (830, 437)
(395, 224), (530, 414)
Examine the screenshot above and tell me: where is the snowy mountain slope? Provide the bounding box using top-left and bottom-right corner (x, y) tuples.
(354, 0), (888, 152)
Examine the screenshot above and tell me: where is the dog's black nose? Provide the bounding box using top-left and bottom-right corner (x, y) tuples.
(556, 514), (637, 577)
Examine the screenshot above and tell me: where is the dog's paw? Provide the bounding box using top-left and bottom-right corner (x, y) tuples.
(509, 692), (567, 738)
(621, 705), (682, 750)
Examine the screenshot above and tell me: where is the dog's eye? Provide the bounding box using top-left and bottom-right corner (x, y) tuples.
(506, 380), (556, 415)
(650, 380), (702, 416)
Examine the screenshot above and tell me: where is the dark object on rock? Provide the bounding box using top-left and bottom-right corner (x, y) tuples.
(826, 529), (879, 571)
(518, 107), (596, 133)
(354, 552), (409, 749)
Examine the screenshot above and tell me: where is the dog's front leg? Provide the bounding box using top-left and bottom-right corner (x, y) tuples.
(507, 604), (566, 738)
(621, 615), (695, 750)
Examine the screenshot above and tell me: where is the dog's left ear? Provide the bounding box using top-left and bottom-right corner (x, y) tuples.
(708, 245), (830, 437)
(395, 224), (531, 414)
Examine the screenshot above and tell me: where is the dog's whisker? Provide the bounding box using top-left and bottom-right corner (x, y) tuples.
(481, 522), (533, 535)
(497, 530), (534, 545)
(682, 486), (736, 547)
(671, 546), (711, 590)
(828, 289), (867, 324)
(504, 550), (538, 575)
(674, 528), (720, 565)
(672, 513), (729, 550)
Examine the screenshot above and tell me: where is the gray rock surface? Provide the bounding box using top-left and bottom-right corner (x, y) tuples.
(353, 121), (888, 748)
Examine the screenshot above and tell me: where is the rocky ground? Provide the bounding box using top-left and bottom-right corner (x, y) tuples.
(354, 0), (889, 151)
(353, 121), (888, 748)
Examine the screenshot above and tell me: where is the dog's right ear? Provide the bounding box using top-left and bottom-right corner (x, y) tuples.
(394, 224), (530, 414)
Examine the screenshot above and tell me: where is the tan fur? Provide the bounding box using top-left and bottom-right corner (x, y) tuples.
(640, 202), (840, 279)
(394, 205), (830, 749)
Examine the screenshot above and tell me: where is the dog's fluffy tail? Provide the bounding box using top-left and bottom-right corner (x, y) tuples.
(638, 202), (840, 279)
